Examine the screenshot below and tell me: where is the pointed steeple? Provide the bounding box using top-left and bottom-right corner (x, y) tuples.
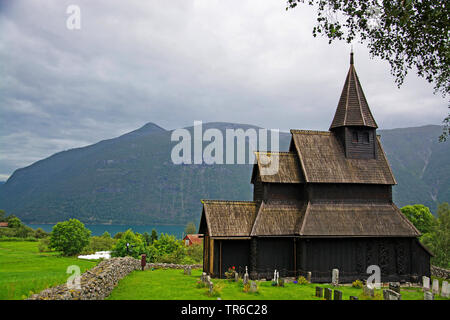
(330, 52), (378, 130)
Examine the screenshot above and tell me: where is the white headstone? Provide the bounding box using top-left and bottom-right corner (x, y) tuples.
(422, 276), (430, 291)
(441, 281), (449, 298)
(363, 284), (375, 297)
(332, 269), (339, 286)
(250, 281), (257, 293)
(432, 279), (439, 294)
(424, 291), (434, 300)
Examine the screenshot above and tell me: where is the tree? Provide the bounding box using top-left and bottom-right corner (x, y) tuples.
(49, 219), (91, 256)
(184, 222), (197, 235)
(7, 216), (23, 229)
(0, 209), (6, 222)
(287, 0), (449, 141)
(111, 229), (146, 259)
(401, 204), (436, 234)
(34, 228), (49, 239)
(151, 229), (158, 243)
(101, 231), (111, 239)
(421, 202), (450, 268)
(113, 231), (124, 240)
(142, 232), (151, 246)
(152, 233), (186, 264)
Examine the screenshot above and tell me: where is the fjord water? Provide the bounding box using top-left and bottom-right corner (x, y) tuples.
(27, 224), (186, 239)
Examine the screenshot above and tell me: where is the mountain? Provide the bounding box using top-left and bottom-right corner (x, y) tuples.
(379, 125), (449, 212)
(0, 123), (447, 225)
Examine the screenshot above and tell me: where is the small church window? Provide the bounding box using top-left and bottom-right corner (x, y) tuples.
(363, 132), (370, 144)
(352, 131), (358, 143)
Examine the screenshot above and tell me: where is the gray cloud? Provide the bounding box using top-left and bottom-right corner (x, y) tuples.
(0, 0), (446, 180)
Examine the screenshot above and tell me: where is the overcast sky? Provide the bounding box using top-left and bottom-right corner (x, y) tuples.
(0, 0), (446, 181)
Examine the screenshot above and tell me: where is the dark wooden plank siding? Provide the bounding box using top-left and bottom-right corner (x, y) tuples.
(344, 127), (376, 159)
(256, 238), (295, 278)
(220, 240), (251, 278)
(307, 184), (392, 203)
(300, 238), (425, 283)
(264, 183), (305, 201)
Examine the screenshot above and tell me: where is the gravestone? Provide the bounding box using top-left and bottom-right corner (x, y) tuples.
(432, 279), (439, 295)
(206, 275), (211, 284)
(234, 271), (239, 282)
(422, 276), (430, 291)
(315, 287), (323, 298)
(424, 291), (434, 300)
(208, 281), (214, 295)
(332, 269), (339, 286)
(278, 277), (285, 287)
(184, 266), (191, 276)
(441, 281), (449, 298)
(333, 289), (343, 300)
(350, 296), (359, 300)
(363, 284), (374, 297)
(202, 272), (207, 283)
(383, 289), (401, 300)
(324, 288), (332, 300)
(243, 273), (249, 285)
(250, 281), (258, 293)
(307, 272), (312, 283)
(389, 282), (400, 294)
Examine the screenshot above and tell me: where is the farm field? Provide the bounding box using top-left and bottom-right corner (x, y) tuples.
(0, 241), (98, 300)
(107, 268), (450, 300)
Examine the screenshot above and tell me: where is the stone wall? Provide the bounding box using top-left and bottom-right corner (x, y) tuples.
(431, 265), (450, 280)
(27, 257), (201, 300)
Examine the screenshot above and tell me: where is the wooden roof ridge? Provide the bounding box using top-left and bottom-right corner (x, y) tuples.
(330, 52), (378, 130)
(250, 200), (265, 236)
(376, 136), (397, 185)
(290, 129), (330, 135)
(254, 151), (296, 155)
(201, 199), (257, 206)
(391, 202), (421, 236)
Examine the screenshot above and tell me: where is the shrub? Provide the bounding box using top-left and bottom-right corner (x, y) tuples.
(111, 229), (146, 259)
(352, 279), (364, 288)
(49, 219), (91, 256)
(81, 235), (116, 254)
(38, 237), (52, 252)
(185, 243), (203, 264)
(224, 266), (236, 280)
(297, 276), (308, 285)
(152, 233), (186, 264)
(34, 228), (49, 239)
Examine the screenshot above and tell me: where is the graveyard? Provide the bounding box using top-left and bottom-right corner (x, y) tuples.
(107, 267), (450, 300)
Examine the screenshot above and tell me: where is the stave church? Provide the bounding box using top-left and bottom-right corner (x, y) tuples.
(198, 53), (431, 283)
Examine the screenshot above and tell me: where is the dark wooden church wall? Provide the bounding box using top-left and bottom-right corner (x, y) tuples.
(256, 238), (295, 278)
(344, 127), (376, 159)
(253, 176), (264, 201)
(264, 183), (305, 201)
(410, 238), (431, 278)
(219, 240), (251, 278)
(307, 184), (392, 203)
(301, 238), (425, 283)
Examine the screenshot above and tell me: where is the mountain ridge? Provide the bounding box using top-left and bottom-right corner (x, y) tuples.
(0, 123), (447, 225)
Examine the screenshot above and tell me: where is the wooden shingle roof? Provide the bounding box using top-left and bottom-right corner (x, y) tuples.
(290, 130), (396, 185)
(201, 200), (259, 238)
(330, 52), (378, 129)
(250, 200), (307, 236)
(252, 152), (304, 183)
(299, 202), (420, 237)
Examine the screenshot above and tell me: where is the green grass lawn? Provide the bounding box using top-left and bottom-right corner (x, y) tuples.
(108, 268), (450, 300)
(0, 241), (98, 300)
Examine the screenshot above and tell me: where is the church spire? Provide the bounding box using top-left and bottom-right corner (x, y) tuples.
(330, 52), (377, 130)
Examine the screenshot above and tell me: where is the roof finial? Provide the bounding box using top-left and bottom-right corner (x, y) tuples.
(350, 45), (354, 65)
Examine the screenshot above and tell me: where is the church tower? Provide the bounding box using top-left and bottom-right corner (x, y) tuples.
(330, 52), (378, 159)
